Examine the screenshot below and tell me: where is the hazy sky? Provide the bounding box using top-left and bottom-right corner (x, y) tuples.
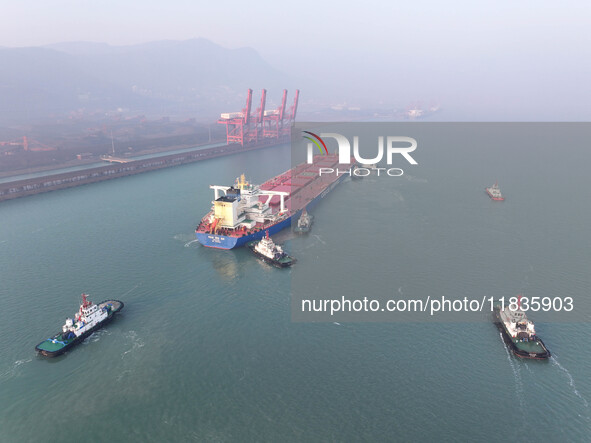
(3, 1), (589, 52)
(3, 1), (591, 118)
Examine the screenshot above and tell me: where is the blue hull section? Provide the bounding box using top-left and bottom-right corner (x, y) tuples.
(195, 171), (348, 249)
(196, 216), (293, 249)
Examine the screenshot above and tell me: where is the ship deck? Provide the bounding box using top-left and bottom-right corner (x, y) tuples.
(196, 154), (348, 238)
(36, 335), (69, 352)
(98, 300), (124, 313)
(276, 255), (294, 265)
(514, 340), (546, 353)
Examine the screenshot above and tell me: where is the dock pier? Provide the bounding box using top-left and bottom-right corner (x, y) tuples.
(0, 138), (288, 203)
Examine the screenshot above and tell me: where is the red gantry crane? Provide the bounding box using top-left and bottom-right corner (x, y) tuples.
(218, 89), (300, 146)
(282, 89), (299, 136)
(0, 136), (55, 152)
(252, 89), (267, 144)
(217, 89), (253, 146)
(263, 89), (288, 140)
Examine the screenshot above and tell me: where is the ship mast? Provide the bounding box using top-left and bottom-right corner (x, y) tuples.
(81, 293), (91, 308)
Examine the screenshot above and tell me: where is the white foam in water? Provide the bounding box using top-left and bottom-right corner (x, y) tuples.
(115, 369), (132, 382)
(391, 190), (405, 202)
(82, 328), (109, 345)
(120, 284), (139, 297)
(551, 355), (590, 410)
(333, 322), (341, 326)
(174, 233), (195, 243)
(122, 330), (145, 359)
(0, 358), (32, 381)
(500, 332), (526, 412)
(403, 174), (428, 183)
(83, 333), (97, 344)
(184, 239), (199, 247)
(313, 235), (326, 245)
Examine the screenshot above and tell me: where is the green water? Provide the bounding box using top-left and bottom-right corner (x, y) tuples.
(1, 126), (590, 442)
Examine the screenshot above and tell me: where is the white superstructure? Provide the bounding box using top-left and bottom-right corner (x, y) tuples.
(206, 174), (289, 231)
(254, 232), (286, 260)
(297, 211), (311, 229)
(498, 305), (536, 339)
(61, 294), (109, 338)
(406, 109), (424, 119)
(486, 182), (504, 199)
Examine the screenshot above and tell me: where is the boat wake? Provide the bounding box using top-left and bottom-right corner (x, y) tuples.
(523, 362), (534, 375)
(391, 190), (405, 202)
(404, 174), (428, 184)
(312, 234), (326, 245)
(184, 239), (199, 248)
(83, 328), (109, 345)
(173, 233), (196, 243)
(120, 284), (139, 297)
(0, 358), (32, 382)
(116, 369), (133, 382)
(121, 330), (145, 359)
(551, 356), (589, 411)
(500, 332), (526, 411)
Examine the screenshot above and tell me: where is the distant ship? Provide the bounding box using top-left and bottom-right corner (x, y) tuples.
(403, 103), (440, 120)
(494, 303), (550, 359)
(35, 294), (124, 357)
(485, 182), (504, 201)
(248, 231), (296, 268)
(351, 163), (376, 179)
(293, 208), (313, 234)
(405, 108), (424, 119)
(195, 154), (352, 249)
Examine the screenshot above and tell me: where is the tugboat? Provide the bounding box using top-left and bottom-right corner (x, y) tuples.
(361, 163), (378, 170)
(493, 301), (550, 359)
(35, 294), (124, 357)
(352, 163), (376, 179)
(485, 182), (505, 201)
(248, 231), (296, 268)
(294, 209), (313, 234)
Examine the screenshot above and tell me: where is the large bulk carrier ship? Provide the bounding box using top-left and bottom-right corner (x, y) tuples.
(195, 154), (352, 249)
